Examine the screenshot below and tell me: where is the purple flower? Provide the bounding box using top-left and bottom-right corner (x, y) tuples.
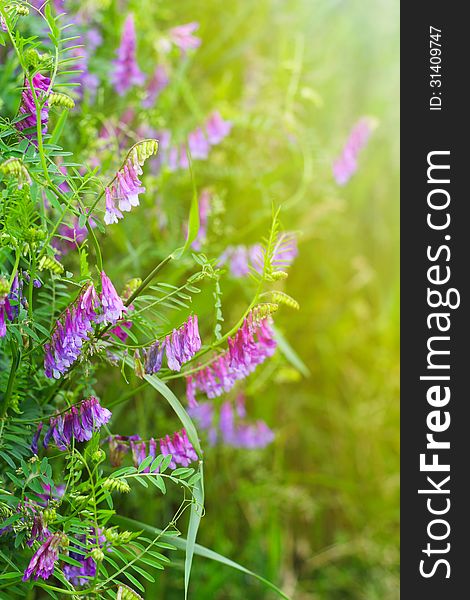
(332, 117), (374, 185)
(45, 397), (111, 450)
(191, 188), (212, 250)
(186, 311), (276, 402)
(142, 65), (169, 108)
(205, 111), (232, 145)
(53, 216), (96, 256)
(63, 556), (97, 586)
(165, 315), (202, 372)
(27, 514), (50, 548)
(23, 532), (65, 581)
(16, 73), (51, 138)
(63, 529), (106, 586)
(220, 233), (297, 278)
(143, 340), (165, 374)
(160, 429), (198, 469)
(99, 271), (127, 325)
(108, 320), (133, 342)
(104, 156), (147, 224)
(188, 127), (210, 160)
(31, 422), (44, 455)
(112, 15), (145, 96)
(1, 16), (7, 32)
(190, 397), (274, 449)
(130, 437), (146, 467)
(0, 292), (13, 338)
(168, 22), (201, 53)
(44, 283), (99, 378)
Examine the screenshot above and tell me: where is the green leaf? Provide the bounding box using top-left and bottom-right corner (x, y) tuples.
(185, 463), (204, 599)
(111, 515), (290, 599)
(118, 352), (202, 456)
(273, 326), (310, 377)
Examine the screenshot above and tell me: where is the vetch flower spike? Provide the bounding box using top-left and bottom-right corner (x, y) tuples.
(16, 73), (51, 138)
(165, 314), (202, 371)
(104, 140), (158, 225)
(23, 532), (67, 581)
(112, 14), (145, 96)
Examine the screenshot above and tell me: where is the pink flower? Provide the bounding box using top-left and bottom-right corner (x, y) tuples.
(142, 65), (169, 108)
(112, 15), (145, 96)
(332, 117), (374, 185)
(99, 271), (127, 325)
(16, 73), (51, 138)
(205, 111), (232, 145)
(168, 22), (201, 53)
(23, 532), (65, 581)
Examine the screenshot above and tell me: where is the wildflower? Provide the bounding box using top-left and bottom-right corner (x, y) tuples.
(129, 437), (146, 467)
(191, 188), (212, 250)
(16, 73), (51, 138)
(160, 429), (198, 469)
(27, 514), (50, 547)
(31, 422), (44, 455)
(219, 245), (257, 278)
(205, 111), (232, 145)
(165, 315), (201, 371)
(0, 277), (14, 338)
(188, 127), (210, 160)
(142, 64), (169, 108)
(99, 271), (127, 325)
(23, 532), (66, 581)
(104, 141), (158, 224)
(44, 284), (96, 378)
(44, 397), (111, 450)
(1, 16), (7, 32)
(63, 555), (97, 586)
(220, 233), (297, 278)
(36, 483), (65, 507)
(108, 320), (133, 342)
(142, 340), (165, 374)
(332, 117), (374, 185)
(112, 15), (145, 96)
(168, 22), (201, 53)
(186, 311), (276, 402)
(190, 397), (274, 449)
(63, 529), (106, 586)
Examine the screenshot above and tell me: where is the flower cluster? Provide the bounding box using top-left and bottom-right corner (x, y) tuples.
(220, 232), (298, 278)
(165, 314), (202, 371)
(168, 22), (201, 53)
(160, 429), (198, 469)
(332, 117), (374, 185)
(186, 310), (277, 405)
(189, 396), (274, 449)
(0, 277), (14, 338)
(125, 429), (198, 470)
(104, 140), (158, 225)
(44, 272), (126, 378)
(112, 14), (145, 96)
(23, 532), (66, 581)
(161, 111), (232, 172)
(16, 73), (50, 138)
(43, 396), (111, 450)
